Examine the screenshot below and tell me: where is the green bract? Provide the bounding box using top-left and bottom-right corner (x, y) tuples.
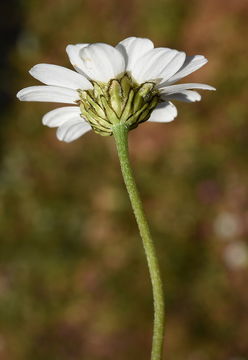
(78, 74), (159, 136)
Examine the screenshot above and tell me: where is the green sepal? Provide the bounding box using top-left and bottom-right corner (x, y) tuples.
(126, 103), (149, 126)
(80, 103), (110, 129)
(133, 83), (155, 113)
(91, 125), (111, 136)
(81, 91), (106, 119)
(108, 80), (123, 117)
(138, 96), (159, 123)
(120, 89), (134, 123)
(100, 96), (119, 125)
(92, 81), (106, 108)
(120, 74), (132, 99)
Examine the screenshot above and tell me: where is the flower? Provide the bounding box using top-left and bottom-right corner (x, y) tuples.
(17, 37), (215, 142)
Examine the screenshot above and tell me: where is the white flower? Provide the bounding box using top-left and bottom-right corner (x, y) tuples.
(17, 37), (215, 142)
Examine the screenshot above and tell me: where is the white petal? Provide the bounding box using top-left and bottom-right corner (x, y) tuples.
(29, 64), (93, 90)
(78, 43), (126, 82)
(66, 43), (89, 75)
(131, 48), (181, 84)
(166, 55), (208, 84)
(159, 83), (216, 93)
(17, 86), (79, 104)
(158, 52), (186, 83)
(56, 119), (91, 142)
(162, 90), (201, 102)
(148, 102), (177, 123)
(116, 37), (154, 71)
(42, 106), (81, 127)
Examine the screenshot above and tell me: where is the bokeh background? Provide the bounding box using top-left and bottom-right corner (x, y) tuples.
(1, 0), (248, 359)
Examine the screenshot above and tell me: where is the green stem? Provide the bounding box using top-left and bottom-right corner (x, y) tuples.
(112, 124), (165, 360)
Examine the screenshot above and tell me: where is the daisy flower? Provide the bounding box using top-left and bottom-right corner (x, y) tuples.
(17, 36), (215, 142)
(16, 37), (216, 360)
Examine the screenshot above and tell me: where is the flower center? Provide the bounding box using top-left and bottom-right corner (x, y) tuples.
(78, 73), (159, 136)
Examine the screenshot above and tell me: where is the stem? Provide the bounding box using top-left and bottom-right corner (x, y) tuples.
(112, 124), (165, 360)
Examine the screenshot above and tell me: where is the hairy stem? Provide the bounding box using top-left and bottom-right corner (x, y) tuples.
(112, 124), (165, 360)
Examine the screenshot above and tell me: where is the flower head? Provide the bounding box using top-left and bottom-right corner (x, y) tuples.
(17, 37), (215, 142)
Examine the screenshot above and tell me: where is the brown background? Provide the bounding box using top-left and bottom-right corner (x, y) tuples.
(0, 0), (248, 359)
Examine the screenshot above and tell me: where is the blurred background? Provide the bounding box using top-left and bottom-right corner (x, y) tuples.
(0, 0), (248, 359)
